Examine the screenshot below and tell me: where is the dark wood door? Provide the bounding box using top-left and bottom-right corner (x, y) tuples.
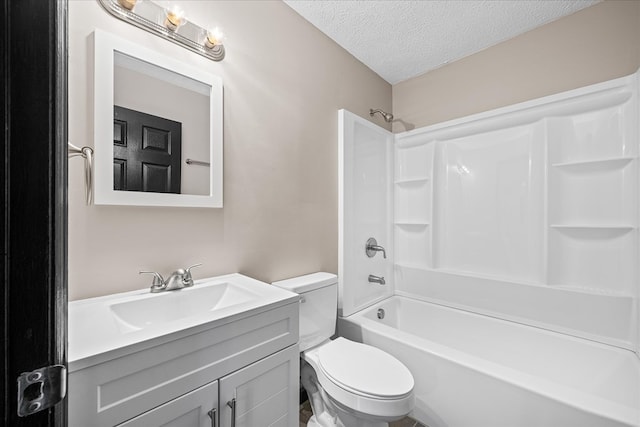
(1, 0), (67, 426)
(114, 106), (182, 193)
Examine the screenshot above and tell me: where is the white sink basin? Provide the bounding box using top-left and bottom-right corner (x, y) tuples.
(109, 281), (260, 332)
(68, 273), (299, 371)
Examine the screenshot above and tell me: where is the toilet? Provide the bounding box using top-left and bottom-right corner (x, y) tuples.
(273, 272), (414, 427)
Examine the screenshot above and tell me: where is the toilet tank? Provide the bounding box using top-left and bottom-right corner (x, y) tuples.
(272, 272), (338, 352)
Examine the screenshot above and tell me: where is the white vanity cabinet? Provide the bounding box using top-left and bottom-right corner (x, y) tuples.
(117, 345), (299, 427)
(68, 280), (300, 427)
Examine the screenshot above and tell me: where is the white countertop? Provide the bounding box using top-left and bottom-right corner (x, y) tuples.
(68, 273), (299, 371)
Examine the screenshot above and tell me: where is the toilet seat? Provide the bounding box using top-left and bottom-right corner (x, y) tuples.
(302, 338), (414, 420)
(318, 337), (414, 400)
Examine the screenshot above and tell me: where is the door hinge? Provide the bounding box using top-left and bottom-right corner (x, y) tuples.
(17, 365), (67, 417)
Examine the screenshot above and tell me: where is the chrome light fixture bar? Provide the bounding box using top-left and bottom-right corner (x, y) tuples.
(97, 0), (225, 62)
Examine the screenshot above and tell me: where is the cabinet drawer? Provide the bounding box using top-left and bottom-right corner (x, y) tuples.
(118, 381), (218, 427)
(70, 302), (298, 427)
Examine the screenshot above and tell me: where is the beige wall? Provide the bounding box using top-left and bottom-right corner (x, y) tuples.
(68, 1), (391, 300)
(392, 0), (640, 132)
(70, 0), (640, 301)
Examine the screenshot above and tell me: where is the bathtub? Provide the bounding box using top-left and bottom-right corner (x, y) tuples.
(338, 296), (640, 427)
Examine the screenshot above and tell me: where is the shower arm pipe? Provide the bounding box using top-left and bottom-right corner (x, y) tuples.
(68, 142), (94, 205)
(369, 108), (394, 123)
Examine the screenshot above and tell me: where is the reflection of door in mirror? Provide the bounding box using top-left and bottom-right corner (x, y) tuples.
(113, 51), (211, 196)
(113, 106), (182, 193)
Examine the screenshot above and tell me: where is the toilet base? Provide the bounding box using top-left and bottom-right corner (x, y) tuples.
(302, 360), (390, 427)
(306, 415), (323, 427)
(306, 414), (388, 427)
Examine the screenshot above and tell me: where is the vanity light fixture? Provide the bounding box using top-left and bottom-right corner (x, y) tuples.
(97, 0), (226, 62)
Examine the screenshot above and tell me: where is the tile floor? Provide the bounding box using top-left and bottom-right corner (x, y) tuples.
(299, 400), (426, 427)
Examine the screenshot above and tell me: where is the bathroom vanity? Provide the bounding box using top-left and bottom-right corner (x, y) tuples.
(68, 274), (299, 427)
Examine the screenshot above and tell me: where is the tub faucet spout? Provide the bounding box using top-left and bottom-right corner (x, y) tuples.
(368, 274), (386, 285)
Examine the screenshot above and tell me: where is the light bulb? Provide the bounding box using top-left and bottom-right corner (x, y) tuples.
(117, 0), (137, 11)
(164, 5), (186, 31)
(205, 27), (224, 49)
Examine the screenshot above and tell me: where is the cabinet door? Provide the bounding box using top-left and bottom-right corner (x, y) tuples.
(118, 381), (218, 427)
(219, 345), (299, 427)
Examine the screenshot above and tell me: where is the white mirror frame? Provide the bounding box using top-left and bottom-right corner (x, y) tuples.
(93, 29), (223, 208)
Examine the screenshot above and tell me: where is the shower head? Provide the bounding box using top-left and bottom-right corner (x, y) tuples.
(369, 108), (394, 123)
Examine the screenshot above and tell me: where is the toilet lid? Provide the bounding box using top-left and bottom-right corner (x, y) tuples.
(318, 338), (414, 399)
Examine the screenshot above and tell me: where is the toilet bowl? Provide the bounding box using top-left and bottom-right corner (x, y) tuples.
(302, 337), (414, 427)
(273, 273), (414, 427)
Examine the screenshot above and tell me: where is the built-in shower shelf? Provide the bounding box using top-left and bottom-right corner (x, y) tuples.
(551, 157), (635, 171)
(550, 224), (635, 231)
(394, 177), (430, 185)
(395, 222), (429, 227)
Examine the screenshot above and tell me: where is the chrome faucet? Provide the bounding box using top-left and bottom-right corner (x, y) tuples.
(366, 237), (387, 259)
(140, 263), (202, 293)
(368, 274), (386, 285)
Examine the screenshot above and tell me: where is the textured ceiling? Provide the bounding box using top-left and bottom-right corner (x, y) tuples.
(283, 0), (600, 84)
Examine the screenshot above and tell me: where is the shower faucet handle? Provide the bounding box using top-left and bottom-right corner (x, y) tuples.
(366, 237), (387, 259)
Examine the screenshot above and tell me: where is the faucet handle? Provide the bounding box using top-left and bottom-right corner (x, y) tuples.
(183, 263), (202, 287)
(366, 238), (387, 259)
(139, 271), (166, 292)
(185, 263), (202, 274)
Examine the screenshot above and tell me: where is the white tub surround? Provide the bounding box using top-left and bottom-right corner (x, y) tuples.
(392, 71), (639, 351)
(339, 297), (640, 427)
(338, 70), (640, 427)
(340, 70), (640, 351)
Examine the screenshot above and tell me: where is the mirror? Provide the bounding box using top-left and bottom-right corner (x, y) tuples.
(93, 29), (223, 207)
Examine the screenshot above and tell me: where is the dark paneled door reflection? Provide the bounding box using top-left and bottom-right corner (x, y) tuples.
(113, 106), (182, 193)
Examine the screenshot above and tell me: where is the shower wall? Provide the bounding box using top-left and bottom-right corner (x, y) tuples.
(338, 110), (394, 317)
(393, 72), (639, 351)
